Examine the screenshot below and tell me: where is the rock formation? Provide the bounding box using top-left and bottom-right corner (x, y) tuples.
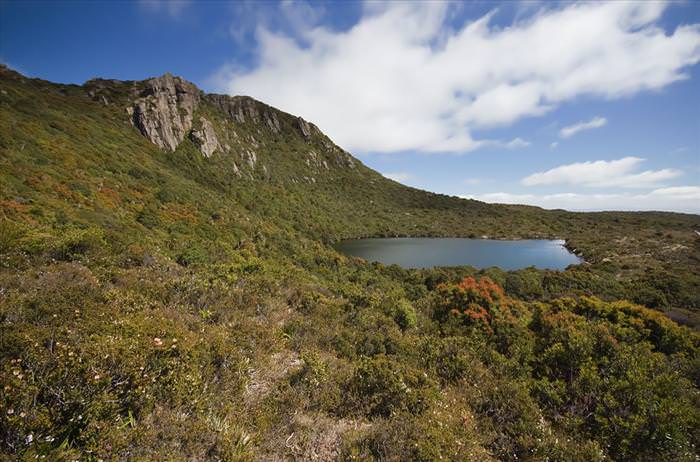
(206, 94), (283, 135)
(296, 117), (315, 138)
(189, 117), (221, 158)
(129, 73), (200, 151)
(205, 94), (260, 124)
(264, 111), (281, 134)
(117, 72), (357, 176)
(243, 149), (257, 169)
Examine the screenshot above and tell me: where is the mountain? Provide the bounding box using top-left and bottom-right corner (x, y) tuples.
(1, 66), (699, 461)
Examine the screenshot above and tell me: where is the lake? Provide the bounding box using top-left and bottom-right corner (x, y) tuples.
(334, 238), (582, 270)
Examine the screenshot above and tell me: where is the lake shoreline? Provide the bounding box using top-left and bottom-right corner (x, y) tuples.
(330, 233), (587, 264)
(333, 237), (583, 271)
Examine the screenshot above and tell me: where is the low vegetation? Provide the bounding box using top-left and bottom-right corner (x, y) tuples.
(1, 67), (699, 460)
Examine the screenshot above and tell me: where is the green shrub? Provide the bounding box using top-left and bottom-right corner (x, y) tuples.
(51, 227), (106, 261)
(419, 336), (479, 384)
(348, 355), (435, 418)
(0, 220), (23, 253)
(136, 204), (160, 229)
(391, 299), (417, 330)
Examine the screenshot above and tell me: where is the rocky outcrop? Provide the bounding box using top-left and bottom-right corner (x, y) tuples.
(189, 117), (221, 158)
(305, 150), (330, 170)
(264, 111), (281, 134)
(206, 94), (283, 134)
(117, 73), (356, 174)
(129, 74), (200, 151)
(243, 149), (257, 169)
(296, 117), (316, 139)
(206, 94), (260, 124)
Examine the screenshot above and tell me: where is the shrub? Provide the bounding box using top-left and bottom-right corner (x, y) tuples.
(136, 204), (160, 229)
(433, 276), (508, 335)
(418, 336), (479, 384)
(348, 355), (435, 418)
(51, 227), (106, 261)
(391, 299), (417, 330)
(0, 220), (23, 253)
(529, 298), (700, 461)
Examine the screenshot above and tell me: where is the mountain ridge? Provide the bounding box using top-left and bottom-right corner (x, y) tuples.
(79, 68), (363, 181)
(1, 64), (699, 259)
(5, 62), (700, 216)
(2, 64), (700, 460)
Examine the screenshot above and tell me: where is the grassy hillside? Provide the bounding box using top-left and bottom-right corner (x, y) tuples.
(1, 66), (699, 461)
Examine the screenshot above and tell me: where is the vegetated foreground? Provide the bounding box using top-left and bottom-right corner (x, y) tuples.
(1, 65), (699, 461)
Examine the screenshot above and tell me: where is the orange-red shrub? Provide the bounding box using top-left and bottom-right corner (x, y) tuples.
(434, 276), (508, 334)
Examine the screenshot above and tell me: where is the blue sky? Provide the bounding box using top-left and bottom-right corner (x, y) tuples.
(2, 0), (699, 212)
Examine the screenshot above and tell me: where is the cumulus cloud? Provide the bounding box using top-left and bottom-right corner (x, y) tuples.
(559, 116), (608, 139)
(211, 1), (700, 153)
(521, 157), (681, 188)
(464, 186), (700, 213)
(228, 1), (327, 47)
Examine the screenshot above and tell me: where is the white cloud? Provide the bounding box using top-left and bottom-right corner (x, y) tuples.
(499, 138), (531, 149)
(550, 141), (559, 149)
(211, 1), (700, 154)
(463, 178), (484, 186)
(383, 172), (413, 183)
(559, 116), (607, 139)
(228, 1), (326, 47)
(521, 157), (681, 188)
(464, 186), (700, 213)
(474, 137), (531, 150)
(279, 0), (326, 33)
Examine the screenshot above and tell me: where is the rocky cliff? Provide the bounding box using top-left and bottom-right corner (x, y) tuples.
(0, 64), (361, 185)
(86, 72), (359, 178)
(128, 73), (201, 152)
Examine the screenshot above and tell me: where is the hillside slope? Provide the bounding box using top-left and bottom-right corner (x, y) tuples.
(1, 67), (699, 461)
(1, 65), (699, 310)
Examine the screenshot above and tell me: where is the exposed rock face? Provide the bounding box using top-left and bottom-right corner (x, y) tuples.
(264, 111), (281, 134)
(243, 149), (257, 169)
(231, 161), (241, 176)
(189, 117), (221, 158)
(118, 73), (357, 175)
(305, 150), (330, 170)
(206, 94), (283, 134)
(206, 94), (260, 124)
(296, 117), (315, 138)
(130, 74), (200, 151)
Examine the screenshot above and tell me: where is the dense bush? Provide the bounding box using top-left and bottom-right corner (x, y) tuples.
(1, 66), (699, 460)
(347, 355), (436, 418)
(388, 298), (417, 330)
(530, 298), (700, 461)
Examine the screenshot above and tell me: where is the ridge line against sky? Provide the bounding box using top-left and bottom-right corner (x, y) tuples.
(1, 0), (699, 213)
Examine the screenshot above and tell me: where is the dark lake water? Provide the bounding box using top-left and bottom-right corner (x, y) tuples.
(334, 238), (582, 270)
